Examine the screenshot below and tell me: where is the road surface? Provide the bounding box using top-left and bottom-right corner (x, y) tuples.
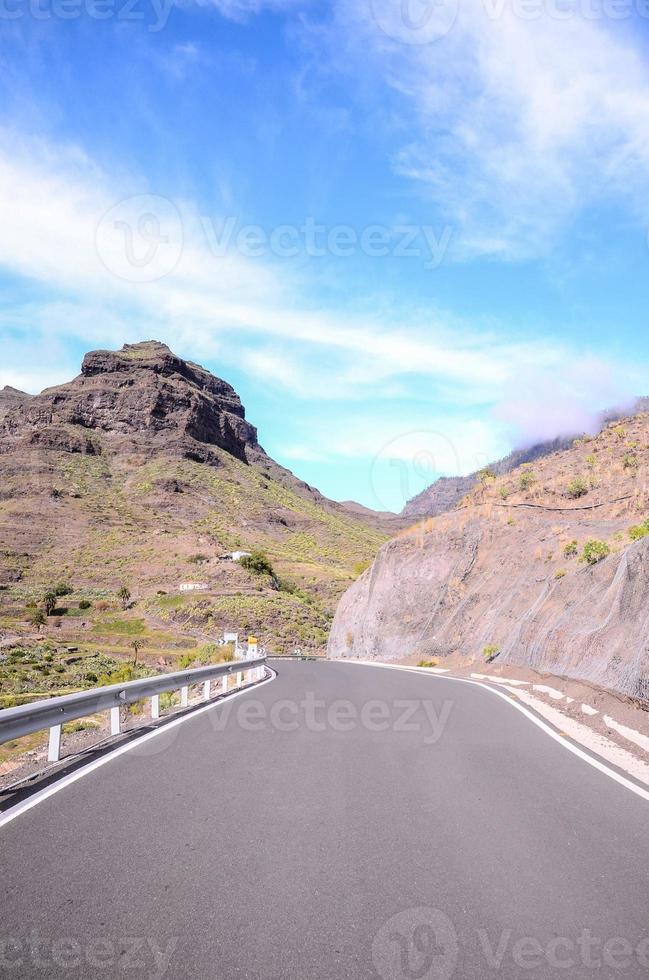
(1, 660), (649, 979)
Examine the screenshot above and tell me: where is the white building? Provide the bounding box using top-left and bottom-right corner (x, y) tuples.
(179, 582), (209, 593)
(218, 551), (252, 562)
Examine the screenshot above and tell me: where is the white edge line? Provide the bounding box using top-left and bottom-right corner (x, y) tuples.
(0, 667), (278, 830)
(334, 660), (649, 805)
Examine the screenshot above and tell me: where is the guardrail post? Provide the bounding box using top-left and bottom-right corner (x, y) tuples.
(236, 670), (243, 687)
(151, 694), (160, 720)
(48, 724), (61, 762)
(203, 680), (211, 701)
(221, 675), (228, 695)
(110, 707), (121, 736)
(180, 686), (189, 707)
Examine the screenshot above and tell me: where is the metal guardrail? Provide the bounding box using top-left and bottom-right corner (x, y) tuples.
(0, 656), (268, 762)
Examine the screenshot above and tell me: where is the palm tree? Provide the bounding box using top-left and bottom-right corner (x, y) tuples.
(131, 639), (141, 666)
(118, 586), (131, 610)
(43, 592), (57, 616)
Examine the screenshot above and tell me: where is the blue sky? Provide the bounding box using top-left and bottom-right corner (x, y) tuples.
(1, 0), (649, 511)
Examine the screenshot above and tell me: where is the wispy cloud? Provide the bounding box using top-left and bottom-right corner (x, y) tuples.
(332, 1), (649, 258)
(198, 0), (304, 21)
(0, 126), (642, 498)
(0, 128), (598, 393)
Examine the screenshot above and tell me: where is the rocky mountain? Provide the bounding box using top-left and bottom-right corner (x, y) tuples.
(329, 408), (649, 699)
(0, 386), (31, 421)
(0, 341), (391, 657)
(402, 399), (649, 518)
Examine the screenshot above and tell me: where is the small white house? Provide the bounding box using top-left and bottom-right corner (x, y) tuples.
(219, 551), (252, 562)
(179, 582), (209, 593)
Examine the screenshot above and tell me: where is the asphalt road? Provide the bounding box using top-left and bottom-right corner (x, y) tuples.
(1, 660), (649, 980)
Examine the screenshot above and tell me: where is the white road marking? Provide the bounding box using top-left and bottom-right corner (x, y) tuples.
(471, 673), (529, 687)
(0, 668), (277, 830)
(603, 715), (649, 754)
(581, 704), (598, 716)
(337, 660), (649, 804)
(532, 684), (565, 700)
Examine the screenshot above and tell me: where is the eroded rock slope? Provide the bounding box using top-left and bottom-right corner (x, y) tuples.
(329, 412), (649, 698)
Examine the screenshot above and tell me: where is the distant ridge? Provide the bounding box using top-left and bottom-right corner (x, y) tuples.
(402, 397), (649, 518)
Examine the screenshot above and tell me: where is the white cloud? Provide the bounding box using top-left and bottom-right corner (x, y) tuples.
(196, 0), (304, 21)
(491, 355), (638, 445)
(0, 127), (642, 488)
(0, 129), (587, 394)
(335, 1), (649, 257)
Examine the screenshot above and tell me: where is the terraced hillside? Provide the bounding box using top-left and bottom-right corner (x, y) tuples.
(0, 342), (392, 713)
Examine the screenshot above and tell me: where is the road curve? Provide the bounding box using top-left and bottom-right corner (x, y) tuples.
(1, 660), (649, 979)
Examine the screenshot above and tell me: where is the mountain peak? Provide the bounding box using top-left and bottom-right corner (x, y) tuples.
(2, 340), (259, 463)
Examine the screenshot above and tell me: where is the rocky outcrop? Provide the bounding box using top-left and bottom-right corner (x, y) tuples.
(329, 408), (649, 699)
(0, 341), (258, 463)
(328, 521), (649, 698)
(0, 340), (396, 532)
(0, 386), (31, 421)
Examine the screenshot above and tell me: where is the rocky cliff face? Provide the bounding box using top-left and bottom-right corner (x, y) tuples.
(329, 409), (649, 699)
(0, 342), (258, 463)
(0, 386), (31, 421)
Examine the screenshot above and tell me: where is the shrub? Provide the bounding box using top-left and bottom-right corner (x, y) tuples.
(629, 518), (649, 541)
(478, 467), (496, 484)
(585, 454), (597, 468)
(623, 453), (639, 470)
(95, 600), (110, 612)
(239, 551), (275, 577)
(188, 554), (209, 564)
(582, 540), (610, 565)
(498, 486), (510, 500)
(566, 477), (588, 499)
(519, 470), (535, 490)
(417, 659), (438, 668)
(78, 599), (92, 610)
(483, 645), (500, 662)
(554, 569), (567, 579)
(352, 560), (371, 577)
(27, 609), (46, 630)
(613, 425), (626, 441)
(54, 582), (73, 597)
(563, 540), (578, 558)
